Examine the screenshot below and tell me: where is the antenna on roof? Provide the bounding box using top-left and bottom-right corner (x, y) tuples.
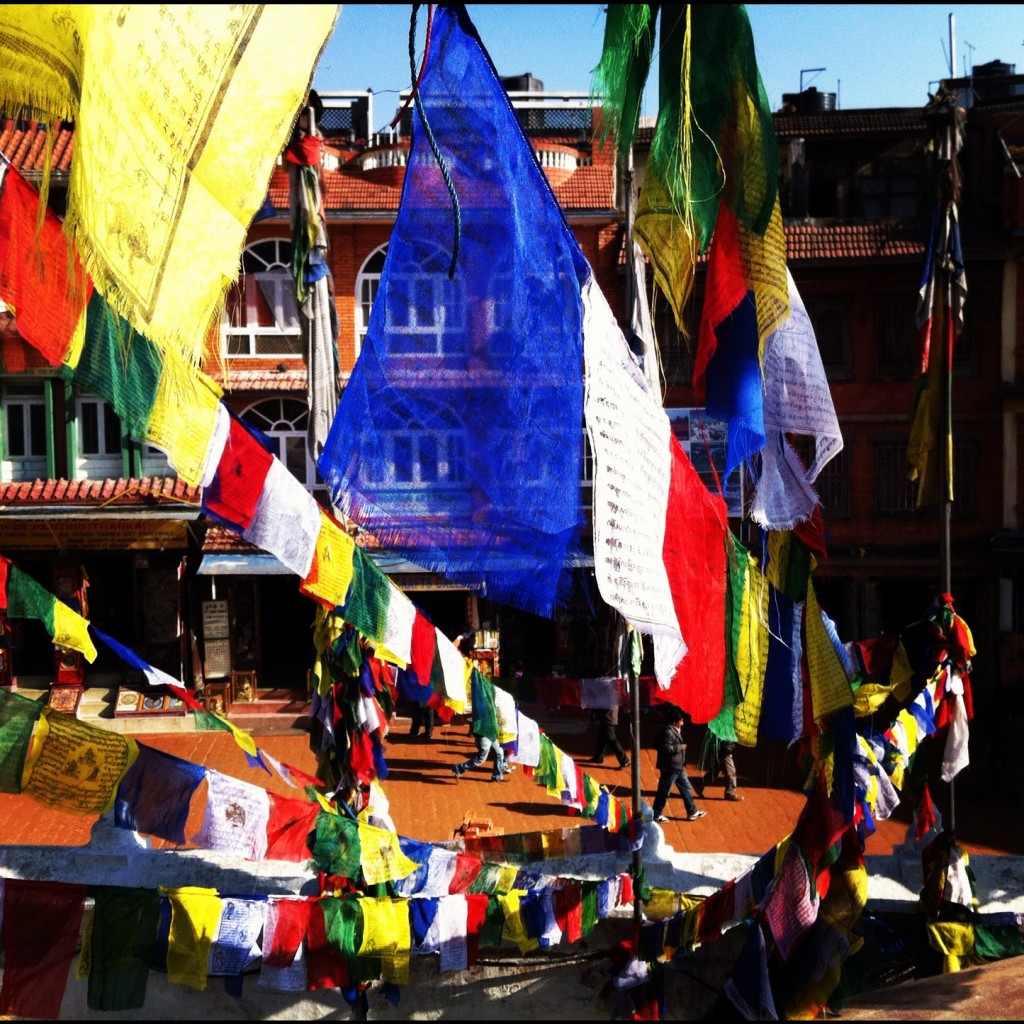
(800, 67), (826, 92)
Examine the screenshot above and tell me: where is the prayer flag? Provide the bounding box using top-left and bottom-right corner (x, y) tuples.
(0, 688), (44, 793)
(0, 159), (92, 366)
(0, 4), (340, 363)
(753, 271), (843, 530)
(163, 886), (223, 992)
(191, 770), (269, 861)
(87, 887), (161, 1012)
(6, 564), (96, 661)
(318, 3), (588, 618)
(0, 880), (87, 1019)
(22, 708), (138, 815)
(582, 280), (728, 721)
(115, 743), (206, 845)
(202, 411), (275, 531)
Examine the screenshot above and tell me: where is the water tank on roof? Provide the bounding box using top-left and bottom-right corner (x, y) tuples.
(501, 73), (544, 93)
(781, 86), (836, 113)
(975, 59), (1016, 79)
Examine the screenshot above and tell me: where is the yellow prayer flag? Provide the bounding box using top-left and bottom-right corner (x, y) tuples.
(805, 582), (854, 722)
(146, 364), (222, 485)
(0, 5), (340, 364)
(644, 889), (681, 921)
(357, 822), (418, 886)
(53, 599), (97, 662)
(734, 558), (770, 746)
(497, 890), (537, 954)
(163, 886), (223, 991)
(357, 897), (411, 986)
(300, 511), (355, 609)
(926, 920), (976, 973)
(23, 709), (138, 815)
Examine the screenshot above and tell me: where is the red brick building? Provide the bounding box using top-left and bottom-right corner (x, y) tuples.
(3, 67), (1024, 760)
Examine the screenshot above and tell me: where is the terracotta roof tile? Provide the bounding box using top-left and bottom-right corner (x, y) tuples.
(785, 222), (924, 261)
(0, 477), (201, 509)
(552, 163), (616, 209)
(773, 107), (930, 138)
(0, 120), (75, 174)
(209, 367), (308, 392)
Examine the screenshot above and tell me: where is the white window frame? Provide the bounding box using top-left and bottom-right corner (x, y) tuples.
(1, 380), (48, 482)
(74, 394), (123, 480)
(223, 238), (302, 358)
(240, 397), (327, 503)
(355, 245), (387, 360)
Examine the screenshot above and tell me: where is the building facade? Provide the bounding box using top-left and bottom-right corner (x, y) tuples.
(2, 69), (1024, 740)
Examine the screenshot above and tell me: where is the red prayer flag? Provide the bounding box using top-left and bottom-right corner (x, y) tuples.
(0, 879), (87, 1019)
(0, 166), (93, 366)
(202, 415), (274, 531)
(266, 792), (320, 862)
(263, 898), (312, 968)
(465, 892), (489, 965)
(306, 901), (348, 989)
(660, 438), (728, 722)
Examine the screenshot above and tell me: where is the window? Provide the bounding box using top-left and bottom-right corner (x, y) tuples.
(875, 298), (917, 380)
(75, 395), (122, 479)
(223, 239), (302, 357)
(815, 444), (852, 518)
(240, 398), (326, 503)
(355, 246), (386, 358)
(1, 380), (48, 481)
(140, 443), (173, 478)
(875, 439), (920, 515)
(804, 297), (851, 379)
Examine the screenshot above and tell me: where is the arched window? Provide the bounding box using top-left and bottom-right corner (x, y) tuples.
(355, 245), (386, 358)
(240, 397), (327, 504)
(224, 239), (302, 357)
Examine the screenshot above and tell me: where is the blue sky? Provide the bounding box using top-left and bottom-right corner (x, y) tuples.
(315, 4), (1024, 131)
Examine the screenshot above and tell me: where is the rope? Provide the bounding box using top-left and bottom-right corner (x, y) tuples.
(408, 3), (461, 279)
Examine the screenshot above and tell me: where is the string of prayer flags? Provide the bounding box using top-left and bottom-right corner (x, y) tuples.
(4, 562), (96, 661)
(0, 5), (340, 364)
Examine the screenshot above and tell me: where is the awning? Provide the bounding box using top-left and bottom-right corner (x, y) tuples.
(196, 553), (293, 575)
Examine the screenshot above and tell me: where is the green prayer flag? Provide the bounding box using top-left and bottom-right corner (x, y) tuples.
(308, 811), (362, 880)
(87, 886), (161, 1011)
(76, 290), (162, 441)
(338, 547), (390, 644)
(0, 688), (43, 793)
(6, 566), (56, 634)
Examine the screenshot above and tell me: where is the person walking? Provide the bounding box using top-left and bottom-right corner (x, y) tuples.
(452, 728), (509, 782)
(701, 738), (744, 801)
(590, 705), (629, 768)
(650, 707), (707, 823)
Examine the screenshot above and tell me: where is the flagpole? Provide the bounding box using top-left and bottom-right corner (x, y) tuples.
(622, 142), (644, 943)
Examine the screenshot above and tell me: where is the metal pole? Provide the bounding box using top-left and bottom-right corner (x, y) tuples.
(627, 635), (643, 943)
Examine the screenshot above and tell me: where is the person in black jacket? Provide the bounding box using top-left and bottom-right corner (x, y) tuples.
(650, 707), (707, 823)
